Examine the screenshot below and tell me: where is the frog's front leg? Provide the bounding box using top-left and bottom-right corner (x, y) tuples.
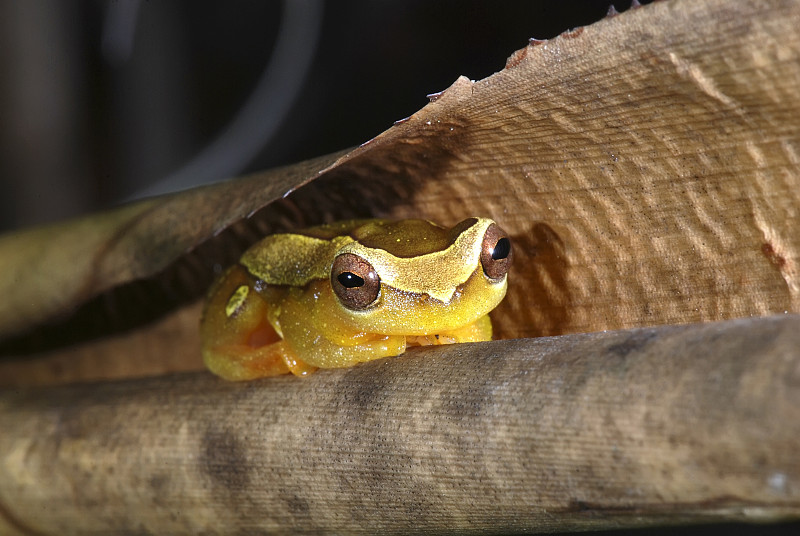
(302, 314), (490, 368)
(283, 319), (409, 369)
(200, 265), (316, 380)
(302, 331), (409, 369)
(407, 314), (493, 346)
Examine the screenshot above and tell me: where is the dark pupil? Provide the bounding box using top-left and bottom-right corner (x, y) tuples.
(337, 272), (365, 288)
(491, 237), (510, 260)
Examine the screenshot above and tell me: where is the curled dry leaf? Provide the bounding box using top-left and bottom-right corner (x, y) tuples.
(1, 315), (800, 533)
(2, 1), (800, 532)
(1, 0), (799, 384)
(0, 152), (346, 342)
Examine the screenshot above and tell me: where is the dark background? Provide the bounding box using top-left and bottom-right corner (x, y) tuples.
(0, 0), (648, 232)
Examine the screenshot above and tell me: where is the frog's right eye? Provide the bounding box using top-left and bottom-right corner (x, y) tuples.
(331, 253), (381, 310)
(480, 223), (513, 281)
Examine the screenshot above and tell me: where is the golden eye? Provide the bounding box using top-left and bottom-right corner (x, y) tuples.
(480, 223), (512, 280)
(331, 253), (381, 310)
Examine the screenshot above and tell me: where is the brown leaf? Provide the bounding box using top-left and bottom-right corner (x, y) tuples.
(1, 315), (799, 533)
(2, 2), (800, 532)
(1, 0), (799, 384)
(0, 151), (346, 344)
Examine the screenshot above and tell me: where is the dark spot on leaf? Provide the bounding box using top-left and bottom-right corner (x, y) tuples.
(607, 330), (656, 357)
(761, 242), (787, 268)
(286, 494), (310, 515)
(200, 426), (251, 491)
(149, 474), (168, 493)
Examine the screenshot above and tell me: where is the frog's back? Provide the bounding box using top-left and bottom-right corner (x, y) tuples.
(240, 218), (467, 287)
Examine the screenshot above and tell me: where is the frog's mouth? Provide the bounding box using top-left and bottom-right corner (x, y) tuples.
(353, 270), (507, 335)
(418, 267), (507, 307)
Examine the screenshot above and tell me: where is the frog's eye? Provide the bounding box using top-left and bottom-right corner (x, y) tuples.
(331, 253), (381, 310)
(480, 223), (513, 280)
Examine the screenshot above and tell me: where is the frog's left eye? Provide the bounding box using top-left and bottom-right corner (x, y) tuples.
(331, 253), (381, 310)
(480, 223), (513, 280)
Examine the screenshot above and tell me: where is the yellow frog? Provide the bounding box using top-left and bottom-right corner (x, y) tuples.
(201, 217), (512, 380)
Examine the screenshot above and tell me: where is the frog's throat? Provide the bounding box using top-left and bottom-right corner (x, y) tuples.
(339, 218), (494, 303)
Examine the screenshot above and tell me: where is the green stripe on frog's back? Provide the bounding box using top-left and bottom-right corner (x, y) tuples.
(239, 218), (477, 288)
(297, 219), (461, 258)
(346, 219), (460, 258)
(240, 233), (354, 287)
(295, 219), (386, 241)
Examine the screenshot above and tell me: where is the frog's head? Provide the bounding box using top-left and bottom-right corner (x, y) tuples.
(328, 218), (512, 335)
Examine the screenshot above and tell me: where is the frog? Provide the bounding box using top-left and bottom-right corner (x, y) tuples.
(200, 217), (512, 380)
